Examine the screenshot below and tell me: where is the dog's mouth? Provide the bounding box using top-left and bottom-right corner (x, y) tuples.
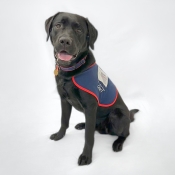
(56, 51), (78, 61)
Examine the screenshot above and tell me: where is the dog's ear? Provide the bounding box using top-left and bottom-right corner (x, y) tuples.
(86, 18), (98, 50)
(45, 12), (60, 41)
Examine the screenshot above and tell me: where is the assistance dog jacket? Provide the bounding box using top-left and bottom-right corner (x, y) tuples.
(72, 64), (118, 107)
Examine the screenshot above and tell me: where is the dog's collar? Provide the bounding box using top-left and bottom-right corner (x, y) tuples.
(56, 56), (87, 72)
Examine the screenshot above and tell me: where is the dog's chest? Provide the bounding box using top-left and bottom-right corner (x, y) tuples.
(56, 77), (84, 112)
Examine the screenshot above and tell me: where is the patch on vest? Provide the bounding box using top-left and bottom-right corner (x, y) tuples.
(98, 67), (108, 87)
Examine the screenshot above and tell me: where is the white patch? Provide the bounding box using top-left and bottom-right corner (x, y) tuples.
(98, 66), (108, 87)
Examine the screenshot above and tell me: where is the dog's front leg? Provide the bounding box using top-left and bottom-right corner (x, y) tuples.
(78, 104), (97, 166)
(50, 98), (72, 141)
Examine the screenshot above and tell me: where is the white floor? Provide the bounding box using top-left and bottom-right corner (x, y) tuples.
(0, 1), (175, 175)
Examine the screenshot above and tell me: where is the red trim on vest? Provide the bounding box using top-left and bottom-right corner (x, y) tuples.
(88, 62), (96, 68)
(72, 77), (118, 107)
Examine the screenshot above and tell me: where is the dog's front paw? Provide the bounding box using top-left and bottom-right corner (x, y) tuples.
(78, 154), (92, 166)
(50, 132), (65, 141)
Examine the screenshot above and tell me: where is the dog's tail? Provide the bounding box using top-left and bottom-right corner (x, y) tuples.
(129, 109), (139, 122)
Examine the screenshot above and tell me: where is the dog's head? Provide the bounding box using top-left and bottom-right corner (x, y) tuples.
(45, 12), (98, 66)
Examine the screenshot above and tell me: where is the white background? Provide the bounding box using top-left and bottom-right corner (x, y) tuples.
(0, 0), (175, 174)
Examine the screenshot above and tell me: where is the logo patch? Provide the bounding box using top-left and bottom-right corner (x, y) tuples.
(98, 67), (108, 87)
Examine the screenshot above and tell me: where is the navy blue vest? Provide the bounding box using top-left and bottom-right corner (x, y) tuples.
(72, 64), (118, 107)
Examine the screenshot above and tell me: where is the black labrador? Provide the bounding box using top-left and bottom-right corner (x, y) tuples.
(45, 12), (139, 166)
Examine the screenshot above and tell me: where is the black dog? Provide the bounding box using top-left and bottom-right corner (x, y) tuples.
(45, 12), (139, 166)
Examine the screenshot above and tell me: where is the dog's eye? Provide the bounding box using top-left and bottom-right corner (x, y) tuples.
(55, 23), (62, 29)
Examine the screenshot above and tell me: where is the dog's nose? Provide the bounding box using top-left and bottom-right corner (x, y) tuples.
(59, 37), (72, 46)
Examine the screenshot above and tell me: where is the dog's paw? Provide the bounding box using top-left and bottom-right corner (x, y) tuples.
(78, 154), (92, 166)
(50, 132), (65, 141)
(112, 137), (126, 152)
(112, 141), (123, 152)
(75, 123), (85, 130)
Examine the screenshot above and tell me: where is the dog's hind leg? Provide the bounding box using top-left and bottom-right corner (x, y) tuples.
(110, 108), (139, 152)
(75, 123), (86, 130)
(75, 123), (98, 130)
(108, 108), (130, 152)
(112, 136), (127, 152)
